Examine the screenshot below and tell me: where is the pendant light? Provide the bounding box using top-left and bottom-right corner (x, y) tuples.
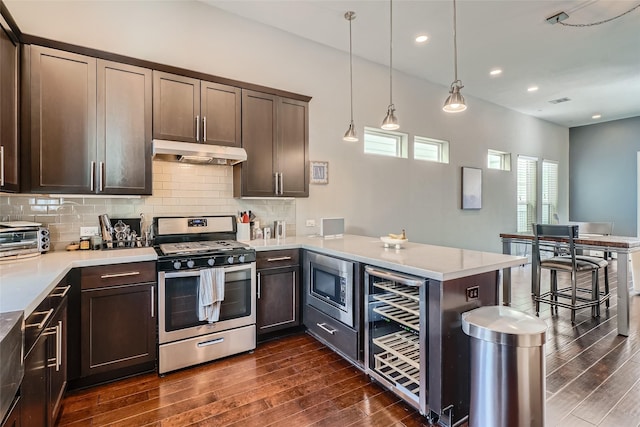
(443, 0), (467, 113)
(343, 11), (358, 142)
(381, 0), (399, 130)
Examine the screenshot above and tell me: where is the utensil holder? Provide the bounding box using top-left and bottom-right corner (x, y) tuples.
(237, 223), (250, 241)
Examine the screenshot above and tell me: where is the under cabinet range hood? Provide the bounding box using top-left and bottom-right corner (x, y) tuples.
(152, 140), (247, 165)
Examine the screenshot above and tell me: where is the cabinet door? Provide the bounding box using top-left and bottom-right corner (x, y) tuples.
(153, 71), (200, 143)
(97, 60), (152, 195)
(0, 23), (19, 192)
(47, 298), (67, 427)
(236, 89), (277, 197)
(257, 266), (300, 335)
(201, 81), (241, 147)
(81, 282), (155, 377)
(21, 333), (47, 427)
(277, 98), (309, 197)
(29, 46), (96, 193)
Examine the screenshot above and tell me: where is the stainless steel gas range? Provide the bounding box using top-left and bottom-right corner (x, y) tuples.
(153, 216), (256, 374)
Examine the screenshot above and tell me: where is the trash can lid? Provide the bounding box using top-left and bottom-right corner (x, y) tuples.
(461, 306), (547, 347)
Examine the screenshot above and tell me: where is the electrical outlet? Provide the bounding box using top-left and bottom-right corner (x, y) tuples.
(466, 286), (479, 302)
(80, 226), (100, 236)
(305, 219), (316, 227)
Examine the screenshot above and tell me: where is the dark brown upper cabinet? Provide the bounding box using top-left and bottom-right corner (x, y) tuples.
(234, 90), (309, 198)
(0, 17), (19, 192)
(152, 71), (241, 147)
(24, 46), (151, 195)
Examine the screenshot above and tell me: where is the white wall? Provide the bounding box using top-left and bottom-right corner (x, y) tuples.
(5, 0), (569, 253)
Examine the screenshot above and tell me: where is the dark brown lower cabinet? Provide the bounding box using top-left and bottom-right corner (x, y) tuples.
(21, 282), (69, 427)
(1, 397), (20, 427)
(256, 250), (300, 337)
(80, 262), (156, 380)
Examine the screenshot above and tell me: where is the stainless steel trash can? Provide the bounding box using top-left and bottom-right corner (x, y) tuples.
(462, 306), (547, 427)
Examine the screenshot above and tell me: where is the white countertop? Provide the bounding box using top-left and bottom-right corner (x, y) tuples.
(1, 234), (524, 318)
(0, 248), (157, 316)
(250, 234), (525, 281)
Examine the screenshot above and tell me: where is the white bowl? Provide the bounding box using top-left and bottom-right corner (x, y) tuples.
(380, 236), (408, 247)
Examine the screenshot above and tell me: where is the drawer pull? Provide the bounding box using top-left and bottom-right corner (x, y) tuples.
(316, 322), (337, 335)
(101, 271), (140, 279)
(266, 256), (292, 262)
(197, 337), (224, 347)
(51, 285), (71, 298)
(26, 309), (54, 329)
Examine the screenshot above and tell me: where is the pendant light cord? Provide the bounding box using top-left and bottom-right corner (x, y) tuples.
(389, 0), (393, 106)
(349, 13), (354, 123)
(452, 0), (458, 83)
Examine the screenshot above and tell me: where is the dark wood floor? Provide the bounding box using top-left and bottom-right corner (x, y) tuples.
(57, 262), (640, 427)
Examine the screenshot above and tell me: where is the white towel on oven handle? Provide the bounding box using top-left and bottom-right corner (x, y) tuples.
(198, 268), (226, 323)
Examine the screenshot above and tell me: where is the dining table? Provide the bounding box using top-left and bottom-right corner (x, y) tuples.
(500, 231), (640, 337)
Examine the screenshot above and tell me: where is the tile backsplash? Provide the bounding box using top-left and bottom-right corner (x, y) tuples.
(0, 160), (296, 250)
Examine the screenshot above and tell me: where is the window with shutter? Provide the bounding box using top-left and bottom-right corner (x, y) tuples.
(542, 160), (559, 224)
(517, 156), (538, 232)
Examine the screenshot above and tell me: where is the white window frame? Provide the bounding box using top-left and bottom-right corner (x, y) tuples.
(517, 155), (538, 233)
(542, 159), (559, 224)
(364, 127), (408, 158)
(487, 149), (511, 171)
(414, 136), (449, 163)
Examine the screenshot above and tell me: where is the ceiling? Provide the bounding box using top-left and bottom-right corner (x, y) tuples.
(204, 0), (640, 128)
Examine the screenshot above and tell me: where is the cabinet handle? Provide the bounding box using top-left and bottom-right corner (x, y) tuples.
(90, 161), (96, 191)
(257, 272), (261, 299)
(51, 285), (71, 298)
(0, 145), (4, 186)
(274, 172), (279, 195)
(99, 162), (105, 192)
(100, 271), (140, 279)
(56, 321), (62, 371)
(316, 322), (337, 335)
(203, 116), (207, 142)
(266, 256), (292, 262)
(279, 173), (284, 195)
(26, 309), (54, 330)
(151, 285), (154, 318)
(196, 115), (200, 141)
(197, 337), (224, 347)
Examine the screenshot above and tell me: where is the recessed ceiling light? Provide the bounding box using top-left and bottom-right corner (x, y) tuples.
(527, 86), (539, 92)
(415, 35), (428, 43)
(489, 69), (502, 76)
(592, 114), (602, 119)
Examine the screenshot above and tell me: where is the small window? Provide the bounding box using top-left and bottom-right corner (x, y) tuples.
(364, 127), (408, 158)
(414, 136), (449, 163)
(487, 149), (511, 171)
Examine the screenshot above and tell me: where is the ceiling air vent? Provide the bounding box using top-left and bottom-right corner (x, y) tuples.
(548, 97), (571, 104)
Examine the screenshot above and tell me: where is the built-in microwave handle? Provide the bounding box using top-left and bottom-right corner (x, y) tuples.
(364, 266), (424, 287)
(316, 322), (337, 335)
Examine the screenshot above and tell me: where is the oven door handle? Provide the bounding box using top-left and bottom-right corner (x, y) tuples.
(364, 266), (424, 287)
(163, 263), (253, 279)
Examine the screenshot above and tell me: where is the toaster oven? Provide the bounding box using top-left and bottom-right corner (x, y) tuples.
(0, 221), (50, 260)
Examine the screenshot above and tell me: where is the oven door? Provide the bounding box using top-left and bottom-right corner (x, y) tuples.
(158, 263), (256, 344)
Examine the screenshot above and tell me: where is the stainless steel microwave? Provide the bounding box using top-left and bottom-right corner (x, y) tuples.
(304, 251), (354, 327)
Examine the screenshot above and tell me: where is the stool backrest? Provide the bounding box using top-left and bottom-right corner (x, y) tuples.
(533, 224), (579, 266)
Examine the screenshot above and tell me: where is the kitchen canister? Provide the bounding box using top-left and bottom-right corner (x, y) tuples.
(274, 220), (286, 240)
(237, 222), (250, 241)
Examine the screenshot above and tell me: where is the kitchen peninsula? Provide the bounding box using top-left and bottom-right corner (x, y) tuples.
(0, 235), (523, 427)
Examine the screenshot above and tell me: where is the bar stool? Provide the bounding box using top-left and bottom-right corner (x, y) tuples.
(533, 224), (610, 323)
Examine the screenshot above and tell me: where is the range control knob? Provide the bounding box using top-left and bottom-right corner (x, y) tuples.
(186, 260), (195, 269)
(173, 261), (182, 270)
(227, 256), (235, 264)
(208, 258), (216, 266)
(238, 255), (246, 263)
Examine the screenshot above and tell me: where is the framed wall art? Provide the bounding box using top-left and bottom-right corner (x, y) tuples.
(461, 167), (482, 209)
(310, 161), (329, 184)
